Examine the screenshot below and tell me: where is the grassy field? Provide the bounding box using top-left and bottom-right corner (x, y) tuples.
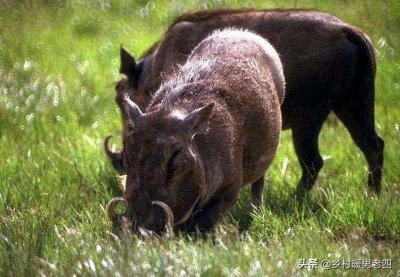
(0, 0), (399, 275)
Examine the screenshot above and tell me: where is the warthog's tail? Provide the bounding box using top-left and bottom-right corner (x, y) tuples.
(341, 25), (376, 81)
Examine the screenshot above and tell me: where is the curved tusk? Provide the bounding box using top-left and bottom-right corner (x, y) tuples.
(104, 136), (124, 171)
(152, 201), (174, 230)
(104, 135), (121, 158)
(174, 193), (203, 226)
(107, 197), (126, 222)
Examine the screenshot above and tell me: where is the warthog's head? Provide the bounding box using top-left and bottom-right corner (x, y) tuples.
(114, 47), (155, 136)
(109, 96), (214, 234)
(104, 47), (153, 172)
(116, 47), (150, 108)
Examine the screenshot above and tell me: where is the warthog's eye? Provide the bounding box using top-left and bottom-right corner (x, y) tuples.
(165, 147), (181, 185)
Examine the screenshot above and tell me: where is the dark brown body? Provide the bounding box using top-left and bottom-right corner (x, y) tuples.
(111, 9), (384, 197)
(121, 29), (284, 233)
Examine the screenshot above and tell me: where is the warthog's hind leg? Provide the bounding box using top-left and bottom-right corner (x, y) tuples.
(334, 98), (384, 194)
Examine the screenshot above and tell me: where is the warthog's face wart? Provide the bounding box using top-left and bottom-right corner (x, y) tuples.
(121, 97), (214, 233)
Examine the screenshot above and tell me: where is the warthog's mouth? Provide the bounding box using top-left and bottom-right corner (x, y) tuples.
(106, 197), (175, 233)
(106, 172), (205, 235)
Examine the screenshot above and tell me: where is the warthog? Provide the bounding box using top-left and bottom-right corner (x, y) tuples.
(105, 9), (384, 197)
(107, 29), (285, 233)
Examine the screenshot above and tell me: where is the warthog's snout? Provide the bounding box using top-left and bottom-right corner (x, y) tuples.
(107, 197), (175, 234)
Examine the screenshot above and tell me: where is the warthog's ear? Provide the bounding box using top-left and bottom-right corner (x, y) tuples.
(120, 46), (137, 78)
(183, 102), (214, 135)
(125, 95), (143, 129)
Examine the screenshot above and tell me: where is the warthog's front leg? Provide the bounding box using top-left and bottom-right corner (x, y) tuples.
(292, 117), (326, 199)
(180, 192), (239, 233)
(251, 176), (264, 208)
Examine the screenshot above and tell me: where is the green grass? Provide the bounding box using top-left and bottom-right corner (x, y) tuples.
(1, 0), (399, 275)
